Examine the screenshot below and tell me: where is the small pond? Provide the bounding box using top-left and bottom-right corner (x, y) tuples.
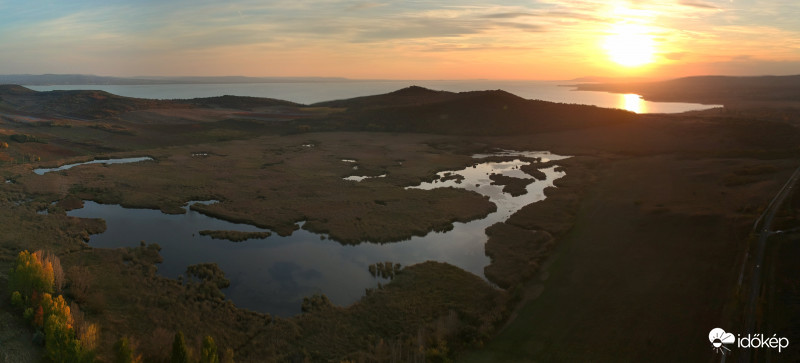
(34, 157), (153, 175)
(66, 151), (567, 316)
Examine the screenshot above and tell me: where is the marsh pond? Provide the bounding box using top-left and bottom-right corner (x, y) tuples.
(64, 151), (568, 316)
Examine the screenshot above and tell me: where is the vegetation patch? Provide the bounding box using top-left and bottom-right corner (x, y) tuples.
(489, 174), (534, 197)
(484, 223), (554, 288)
(10, 133), (42, 143)
(368, 261), (402, 280)
(198, 230), (272, 242)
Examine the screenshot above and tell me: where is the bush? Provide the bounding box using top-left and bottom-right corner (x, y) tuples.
(10, 291), (23, 308)
(200, 336), (219, 363)
(10, 134), (39, 143)
(114, 337), (142, 363)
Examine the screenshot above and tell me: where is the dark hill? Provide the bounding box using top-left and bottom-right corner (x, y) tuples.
(180, 95), (300, 110)
(312, 86), (459, 109)
(0, 85), (301, 120)
(308, 87), (637, 135)
(0, 85), (183, 119)
(0, 84), (37, 95)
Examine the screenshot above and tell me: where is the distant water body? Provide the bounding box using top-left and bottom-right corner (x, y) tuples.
(27, 80), (718, 114)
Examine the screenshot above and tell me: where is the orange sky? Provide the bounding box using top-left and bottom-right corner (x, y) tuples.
(1, 1), (799, 80)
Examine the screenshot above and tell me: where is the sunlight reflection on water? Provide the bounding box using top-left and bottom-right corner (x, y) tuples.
(622, 94), (645, 113)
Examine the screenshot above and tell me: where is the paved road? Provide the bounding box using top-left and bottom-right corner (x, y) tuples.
(736, 165), (800, 363)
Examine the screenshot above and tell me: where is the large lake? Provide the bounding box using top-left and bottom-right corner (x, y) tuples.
(27, 80), (718, 114)
(65, 151), (567, 316)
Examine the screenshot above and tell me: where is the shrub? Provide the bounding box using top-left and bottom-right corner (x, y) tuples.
(10, 134), (39, 143)
(141, 327), (172, 361)
(186, 263), (230, 289)
(23, 307), (34, 321)
(10, 291), (23, 308)
(78, 322), (100, 353)
(114, 337), (143, 363)
(67, 266), (92, 303)
(200, 336), (219, 363)
(171, 331), (190, 363)
(222, 348), (235, 363)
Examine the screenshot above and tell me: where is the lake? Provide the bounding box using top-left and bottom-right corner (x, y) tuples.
(27, 80), (718, 114)
(65, 151), (567, 316)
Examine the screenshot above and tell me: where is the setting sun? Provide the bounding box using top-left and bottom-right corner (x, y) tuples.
(604, 24), (656, 67)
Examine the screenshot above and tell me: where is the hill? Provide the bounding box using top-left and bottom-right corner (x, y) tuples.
(313, 85), (459, 109)
(180, 95), (300, 110)
(0, 85), (303, 120)
(308, 86), (637, 135)
(0, 85), (182, 119)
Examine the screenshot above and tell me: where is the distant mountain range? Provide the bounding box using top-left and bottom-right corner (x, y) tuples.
(0, 74), (352, 85)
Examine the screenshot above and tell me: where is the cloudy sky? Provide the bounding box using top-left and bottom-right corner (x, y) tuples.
(1, 0), (798, 79)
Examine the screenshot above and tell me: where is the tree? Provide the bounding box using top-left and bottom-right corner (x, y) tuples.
(171, 331), (190, 363)
(44, 310), (75, 362)
(301, 293), (333, 313)
(78, 323), (100, 354)
(114, 337), (142, 363)
(40, 251), (65, 293)
(222, 348), (235, 363)
(8, 250), (54, 299)
(200, 336), (219, 363)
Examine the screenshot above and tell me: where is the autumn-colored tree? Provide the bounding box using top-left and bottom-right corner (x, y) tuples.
(78, 323), (100, 353)
(171, 331), (190, 363)
(9, 250), (98, 362)
(40, 250), (65, 292)
(8, 250), (54, 299)
(200, 336), (219, 363)
(44, 310), (77, 362)
(114, 337), (143, 363)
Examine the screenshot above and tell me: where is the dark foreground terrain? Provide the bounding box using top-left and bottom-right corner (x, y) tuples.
(1, 77), (799, 362)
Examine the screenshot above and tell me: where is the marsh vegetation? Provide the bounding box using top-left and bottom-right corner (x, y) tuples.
(2, 83), (800, 362)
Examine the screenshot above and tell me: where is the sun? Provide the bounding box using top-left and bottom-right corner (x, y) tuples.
(603, 24), (656, 67)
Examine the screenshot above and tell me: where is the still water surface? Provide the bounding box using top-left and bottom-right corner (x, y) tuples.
(33, 157), (153, 175)
(66, 151), (567, 316)
(28, 80), (718, 114)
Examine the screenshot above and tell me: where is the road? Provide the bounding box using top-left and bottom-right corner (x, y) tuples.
(736, 165), (800, 363)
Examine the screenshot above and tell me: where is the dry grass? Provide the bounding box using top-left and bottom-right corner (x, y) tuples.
(18, 132), (495, 243)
